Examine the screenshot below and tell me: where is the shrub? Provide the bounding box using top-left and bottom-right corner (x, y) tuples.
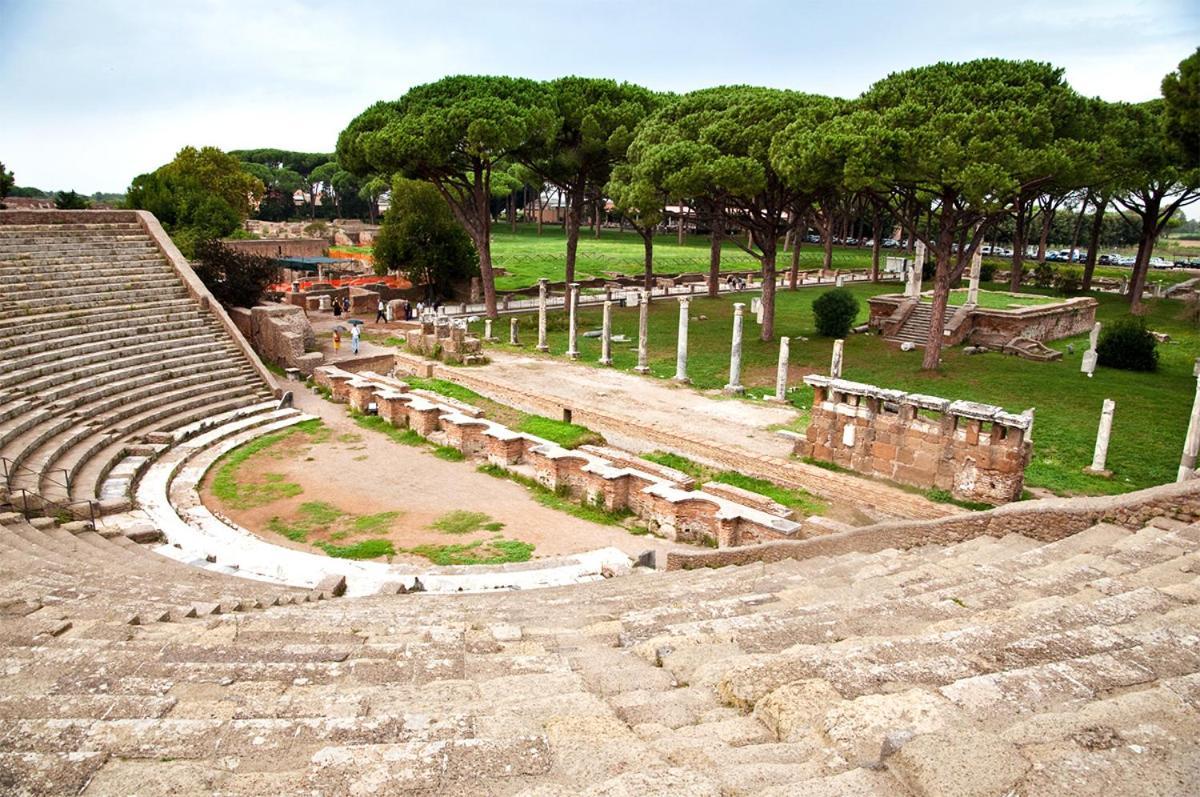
(812, 288), (860, 338)
(192, 239), (280, 307)
(1097, 316), (1158, 372)
(1033, 262), (1055, 288)
(979, 262), (997, 282)
(1053, 266), (1083, 296)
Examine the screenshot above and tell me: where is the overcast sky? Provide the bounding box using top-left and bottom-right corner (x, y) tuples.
(1, 0), (1197, 193)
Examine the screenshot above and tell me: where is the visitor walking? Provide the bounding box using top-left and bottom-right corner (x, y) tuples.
(332, 329), (341, 352)
(332, 299), (342, 318)
(375, 298), (387, 323)
(350, 324), (360, 354)
(342, 296), (351, 315)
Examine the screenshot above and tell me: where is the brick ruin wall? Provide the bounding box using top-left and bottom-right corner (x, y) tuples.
(312, 366), (803, 549)
(220, 238), (327, 259)
(404, 316), (486, 366)
(229, 304), (324, 376)
(795, 376), (1032, 505)
(665, 477), (1200, 571)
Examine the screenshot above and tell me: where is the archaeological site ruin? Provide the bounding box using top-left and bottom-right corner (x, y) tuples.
(1, 207), (1198, 797)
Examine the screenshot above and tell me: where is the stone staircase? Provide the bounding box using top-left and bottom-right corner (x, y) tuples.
(0, 217), (277, 511)
(0, 510), (1196, 794)
(887, 301), (942, 347)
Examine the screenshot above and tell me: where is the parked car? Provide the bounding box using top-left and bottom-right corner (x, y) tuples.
(1173, 257), (1200, 268)
(1149, 256), (1173, 269)
(844, 237), (859, 246)
(804, 234), (820, 244)
(882, 238), (900, 248)
(1116, 255), (1137, 266)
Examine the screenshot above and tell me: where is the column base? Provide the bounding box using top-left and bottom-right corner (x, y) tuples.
(723, 384), (745, 395)
(673, 376), (690, 384)
(598, 358), (613, 366)
(568, 352), (580, 360)
(1082, 466), (1112, 478)
(764, 395), (786, 402)
(535, 344), (549, 352)
(634, 366), (651, 374)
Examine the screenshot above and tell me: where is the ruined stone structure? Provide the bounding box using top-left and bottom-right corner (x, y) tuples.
(403, 315), (486, 365)
(870, 292), (1097, 348)
(314, 366), (804, 548)
(229, 303), (324, 375)
(794, 375), (1033, 503)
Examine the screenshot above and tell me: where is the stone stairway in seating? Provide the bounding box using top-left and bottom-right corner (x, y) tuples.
(887, 301), (943, 346)
(2, 508), (1197, 794)
(0, 215), (276, 511)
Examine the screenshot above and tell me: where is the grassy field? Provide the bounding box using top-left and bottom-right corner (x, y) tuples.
(458, 280), (1198, 498)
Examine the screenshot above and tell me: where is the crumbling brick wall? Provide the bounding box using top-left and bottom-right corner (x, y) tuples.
(796, 376), (1032, 504)
(231, 303), (324, 376)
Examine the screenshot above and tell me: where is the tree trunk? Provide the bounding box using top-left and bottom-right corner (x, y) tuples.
(789, 227), (802, 289)
(642, 226), (654, 292)
(564, 185), (584, 285)
(1128, 195), (1161, 312)
(594, 200), (602, 238)
(759, 234), (777, 341)
(508, 193), (517, 233)
(822, 223), (833, 270)
(1082, 196), (1108, 291)
(1036, 203), (1055, 264)
(870, 207), (882, 282)
(708, 209), (722, 298)
(1010, 193), (1027, 291)
(677, 210), (685, 245)
(921, 196), (957, 370)
(1068, 191), (1089, 265)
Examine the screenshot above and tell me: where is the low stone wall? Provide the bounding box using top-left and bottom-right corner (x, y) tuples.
(221, 238), (327, 259)
(795, 376), (1032, 504)
(665, 477), (1200, 570)
(867, 292), (1097, 347)
(405, 316), (486, 365)
(229, 303), (324, 376)
(311, 366), (803, 548)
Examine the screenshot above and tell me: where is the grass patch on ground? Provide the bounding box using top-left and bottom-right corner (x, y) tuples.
(263, 360), (288, 377)
(516, 415), (603, 448)
(945, 289), (1058, 309)
(431, 510), (503, 535)
(640, 451), (826, 515)
(210, 427), (309, 509)
(352, 510), (402, 535)
(316, 538), (396, 559)
(402, 538), (534, 566)
(351, 412), (425, 446)
(266, 501), (402, 552)
(402, 376), (485, 404)
(925, 489), (996, 512)
(433, 445), (466, 461)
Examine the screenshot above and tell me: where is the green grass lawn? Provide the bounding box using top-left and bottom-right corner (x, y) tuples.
(946, 289), (1058, 309)
(464, 280), (1198, 497)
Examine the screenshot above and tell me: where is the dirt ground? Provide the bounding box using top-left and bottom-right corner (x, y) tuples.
(200, 387), (692, 566)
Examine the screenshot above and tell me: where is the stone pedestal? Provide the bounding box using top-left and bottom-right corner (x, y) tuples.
(536, 278), (550, 352)
(318, 295), (332, 312)
(509, 317), (519, 345)
(483, 318), (495, 342)
(724, 303), (745, 394)
(835, 274), (845, 288)
(566, 283), (580, 360)
(599, 301), (613, 366)
(635, 290), (651, 374)
(907, 241), (926, 298)
(674, 297), (690, 383)
(769, 336), (790, 401)
(1179, 358), (1200, 481)
(830, 339), (844, 379)
(966, 249), (982, 305)
(1084, 398), (1116, 477)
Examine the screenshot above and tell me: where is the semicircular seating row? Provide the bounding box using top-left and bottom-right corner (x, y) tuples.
(0, 217), (281, 514)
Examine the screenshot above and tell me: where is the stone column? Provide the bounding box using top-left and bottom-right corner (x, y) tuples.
(599, 301), (613, 366)
(724, 302), (745, 394)
(509, 317), (519, 345)
(1178, 358), (1200, 481)
(1081, 321), (1101, 377)
(771, 336), (790, 401)
(1085, 398), (1116, 476)
(835, 274), (845, 288)
(966, 248), (983, 305)
(830, 339), (844, 379)
(566, 282), (580, 360)
(483, 318), (493, 342)
(674, 297), (690, 383)
(635, 290), (650, 374)
(536, 278), (550, 352)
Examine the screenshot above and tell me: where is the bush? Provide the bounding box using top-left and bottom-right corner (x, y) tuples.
(1097, 316), (1158, 372)
(1053, 266), (1083, 296)
(980, 262), (997, 282)
(1033, 262), (1055, 288)
(191, 239), (281, 308)
(812, 288), (860, 338)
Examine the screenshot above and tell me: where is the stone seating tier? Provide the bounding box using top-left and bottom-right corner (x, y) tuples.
(0, 507), (1196, 794)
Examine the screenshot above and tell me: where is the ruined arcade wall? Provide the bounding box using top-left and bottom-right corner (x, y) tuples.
(795, 376), (1032, 504)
